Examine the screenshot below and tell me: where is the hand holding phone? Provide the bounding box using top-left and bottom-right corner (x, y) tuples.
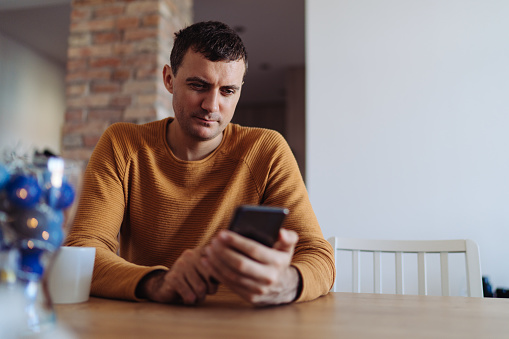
(228, 205), (289, 247)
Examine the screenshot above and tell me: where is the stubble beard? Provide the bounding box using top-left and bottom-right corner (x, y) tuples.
(178, 112), (224, 142)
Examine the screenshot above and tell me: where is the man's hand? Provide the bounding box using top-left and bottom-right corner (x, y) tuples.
(135, 247), (218, 305)
(202, 228), (301, 306)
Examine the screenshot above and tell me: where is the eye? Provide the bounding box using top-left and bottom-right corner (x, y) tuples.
(189, 83), (206, 91)
(221, 88), (236, 96)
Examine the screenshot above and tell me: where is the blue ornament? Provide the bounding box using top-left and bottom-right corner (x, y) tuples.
(46, 181), (75, 209)
(10, 205), (64, 249)
(0, 163), (9, 190)
(20, 247), (45, 278)
(6, 175), (42, 208)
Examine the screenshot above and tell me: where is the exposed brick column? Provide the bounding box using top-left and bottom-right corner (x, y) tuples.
(62, 0), (192, 162)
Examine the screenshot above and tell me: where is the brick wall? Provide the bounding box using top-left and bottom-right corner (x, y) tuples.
(62, 0), (192, 162)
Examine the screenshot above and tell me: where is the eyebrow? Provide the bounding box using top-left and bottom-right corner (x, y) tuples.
(185, 76), (241, 91)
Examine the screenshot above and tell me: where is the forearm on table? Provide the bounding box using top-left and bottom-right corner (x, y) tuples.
(291, 258), (335, 302)
(70, 244), (168, 301)
(290, 240), (336, 302)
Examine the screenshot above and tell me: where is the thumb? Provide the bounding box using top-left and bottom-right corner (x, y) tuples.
(273, 228), (298, 253)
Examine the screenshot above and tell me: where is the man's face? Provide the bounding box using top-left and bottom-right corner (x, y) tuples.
(165, 49), (245, 142)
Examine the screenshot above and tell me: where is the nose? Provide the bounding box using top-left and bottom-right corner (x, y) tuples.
(201, 90), (220, 113)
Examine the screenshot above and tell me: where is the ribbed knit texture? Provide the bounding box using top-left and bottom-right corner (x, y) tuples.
(65, 117), (335, 302)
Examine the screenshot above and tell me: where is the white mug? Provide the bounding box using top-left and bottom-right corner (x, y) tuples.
(47, 246), (95, 304)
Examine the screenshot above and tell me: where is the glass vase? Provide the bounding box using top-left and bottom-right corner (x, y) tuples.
(0, 153), (82, 336)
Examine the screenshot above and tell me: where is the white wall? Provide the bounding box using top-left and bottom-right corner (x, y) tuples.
(0, 32), (66, 154)
(307, 0), (509, 291)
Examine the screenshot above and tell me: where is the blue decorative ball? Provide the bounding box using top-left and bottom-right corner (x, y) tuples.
(6, 175), (42, 208)
(47, 181), (75, 209)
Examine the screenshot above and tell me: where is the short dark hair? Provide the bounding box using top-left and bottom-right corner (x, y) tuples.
(170, 21), (248, 77)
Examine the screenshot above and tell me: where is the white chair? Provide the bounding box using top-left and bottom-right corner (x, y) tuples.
(328, 237), (483, 297)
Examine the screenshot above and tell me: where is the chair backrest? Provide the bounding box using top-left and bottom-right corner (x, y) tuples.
(328, 237), (483, 297)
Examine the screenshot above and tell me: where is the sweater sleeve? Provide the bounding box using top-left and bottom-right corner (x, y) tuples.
(255, 131), (336, 302)
(65, 124), (167, 301)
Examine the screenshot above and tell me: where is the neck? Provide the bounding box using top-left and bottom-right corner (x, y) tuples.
(167, 119), (223, 161)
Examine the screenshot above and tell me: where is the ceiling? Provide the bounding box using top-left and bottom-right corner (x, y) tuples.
(0, 0), (304, 105)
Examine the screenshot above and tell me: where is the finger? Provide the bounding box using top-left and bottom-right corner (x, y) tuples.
(202, 252), (265, 294)
(216, 231), (277, 264)
(170, 270), (198, 305)
(201, 256), (220, 284)
(273, 229), (299, 252)
(202, 254), (273, 305)
(206, 239), (275, 286)
(223, 280), (266, 304)
(182, 248), (221, 300)
(170, 251), (203, 304)
(194, 252), (219, 294)
(183, 264), (208, 301)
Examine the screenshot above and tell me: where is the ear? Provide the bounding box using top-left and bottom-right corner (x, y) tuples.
(162, 65), (174, 94)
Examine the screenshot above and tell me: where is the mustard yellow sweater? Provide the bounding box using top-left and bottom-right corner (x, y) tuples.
(66, 118), (335, 302)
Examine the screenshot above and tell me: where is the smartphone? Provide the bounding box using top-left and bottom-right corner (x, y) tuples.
(228, 205), (289, 247)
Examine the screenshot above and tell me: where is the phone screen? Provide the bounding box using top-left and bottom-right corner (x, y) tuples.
(228, 205), (289, 247)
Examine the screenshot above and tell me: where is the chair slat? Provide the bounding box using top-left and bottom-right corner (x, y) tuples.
(374, 251), (381, 293)
(395, 252), (403, 294)
(440, 252), (450, 296)
(417, 252), (427, 295)
(352, 250), (360, 293)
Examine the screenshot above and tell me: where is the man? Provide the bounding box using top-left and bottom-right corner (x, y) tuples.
(66, 21), (334, 306)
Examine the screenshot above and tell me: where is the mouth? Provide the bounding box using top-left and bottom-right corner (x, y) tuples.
(194, 116), (217, 124)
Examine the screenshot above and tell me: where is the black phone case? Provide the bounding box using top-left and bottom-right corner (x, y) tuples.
(228, 205), (289, 247)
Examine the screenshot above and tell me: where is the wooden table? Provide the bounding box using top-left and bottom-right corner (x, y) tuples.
(54, 291), (509, 339)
